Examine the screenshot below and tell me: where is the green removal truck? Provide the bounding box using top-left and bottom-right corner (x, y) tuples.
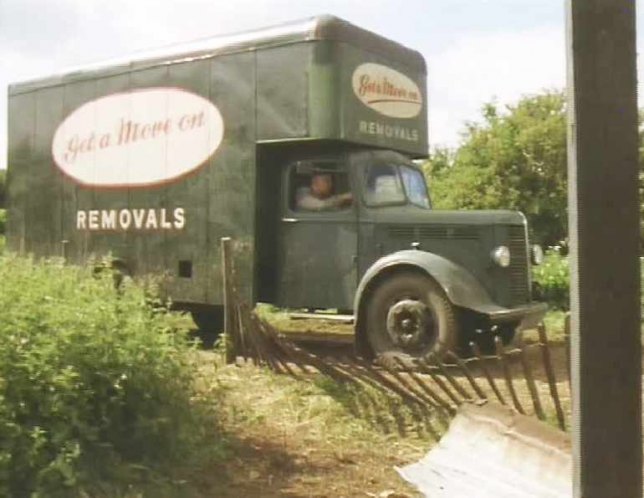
(6, 15), (546, 358)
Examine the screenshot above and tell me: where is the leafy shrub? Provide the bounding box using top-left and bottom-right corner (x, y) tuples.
(532, 248), (570, 310)
(0, 255), (220, 497)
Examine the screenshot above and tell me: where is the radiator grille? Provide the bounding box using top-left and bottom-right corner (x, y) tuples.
(508, 225), (530, 305)
(387, 225), (416, 238)
(387, 225), (479, 241)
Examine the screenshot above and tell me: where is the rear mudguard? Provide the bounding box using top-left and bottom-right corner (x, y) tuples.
(353, 250), (511, 357)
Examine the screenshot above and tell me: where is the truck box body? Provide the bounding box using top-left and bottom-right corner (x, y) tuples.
(7, 16), (427, 307)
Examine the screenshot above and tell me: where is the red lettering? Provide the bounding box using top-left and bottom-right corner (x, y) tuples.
(178, 111), (206, 131)
(99, 133), (111, 149)
(64, 136), (79, 163)
(357, 73), (421, 104)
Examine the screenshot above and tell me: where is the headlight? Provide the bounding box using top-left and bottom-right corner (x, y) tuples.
(491, 246), (511, 267)
(531, 245), (544, 265)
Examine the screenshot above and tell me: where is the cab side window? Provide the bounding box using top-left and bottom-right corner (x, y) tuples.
(289, 161), (353, 212)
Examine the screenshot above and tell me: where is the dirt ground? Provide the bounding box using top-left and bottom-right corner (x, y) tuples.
(206, 424), (423, 497)
(197, 362), (430, 497)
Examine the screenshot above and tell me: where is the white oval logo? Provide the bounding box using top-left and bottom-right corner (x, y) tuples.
(52, 88), (224, 187)
(352, 63), (423, 119)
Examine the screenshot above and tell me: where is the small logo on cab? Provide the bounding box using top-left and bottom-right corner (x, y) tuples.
(52, 88), (224, 187)
(352, 63), (423, 119)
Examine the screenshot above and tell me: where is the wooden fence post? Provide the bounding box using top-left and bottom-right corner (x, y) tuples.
(221, 237), (237, 364)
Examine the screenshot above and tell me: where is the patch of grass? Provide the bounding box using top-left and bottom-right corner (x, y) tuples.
(521, 310), (567, 345)
(217, 364), (431, 443)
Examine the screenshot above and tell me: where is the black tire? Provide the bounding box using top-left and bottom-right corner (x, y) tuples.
(191, 308), (224, 348)
(365, 272), (458, 359)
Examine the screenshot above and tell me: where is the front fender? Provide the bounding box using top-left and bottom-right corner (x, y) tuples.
(353, 250), (506, 357)
(355, 250), (505, 314)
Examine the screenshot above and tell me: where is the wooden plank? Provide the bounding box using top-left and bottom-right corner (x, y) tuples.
(288, 312), (354, 323)
(279, 330), (354, 344)
(564, 314), (572, 391)
(221, 237), (236, 363)
(567, 0), (642, 494)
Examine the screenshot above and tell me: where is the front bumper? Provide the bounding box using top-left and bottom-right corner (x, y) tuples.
(487, 302), (548, 331)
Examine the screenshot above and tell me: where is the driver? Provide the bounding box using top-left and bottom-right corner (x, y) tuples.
(296, 172), (353, 211)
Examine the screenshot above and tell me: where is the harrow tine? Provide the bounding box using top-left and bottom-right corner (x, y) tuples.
(391, 356), (455, 416)
(518, 342), (545, 420)
(538, 323), (566, 430)
(427, 352), (472, 401)
(470, 341), (506, 405)
(495, 336), (525, 415)
(415, 358), (462, 406)
(446, 351), (487, 401)
(377, 356), (439, 410)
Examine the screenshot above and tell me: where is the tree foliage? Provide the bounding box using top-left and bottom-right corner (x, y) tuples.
(425, 91), (567, 247)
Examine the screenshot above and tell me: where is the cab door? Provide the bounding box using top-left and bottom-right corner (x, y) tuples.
(275, 158), (358, 310)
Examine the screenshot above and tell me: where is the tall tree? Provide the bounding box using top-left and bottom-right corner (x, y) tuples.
(425, 91), (567, 247)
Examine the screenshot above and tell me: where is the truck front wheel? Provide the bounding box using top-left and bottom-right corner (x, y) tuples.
(365, 272), (458, 359)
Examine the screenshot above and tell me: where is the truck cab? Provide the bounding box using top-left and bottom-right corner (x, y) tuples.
(255, 146), (546, 357)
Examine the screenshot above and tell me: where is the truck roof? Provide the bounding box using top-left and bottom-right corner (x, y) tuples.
(9, 15), (426, 95)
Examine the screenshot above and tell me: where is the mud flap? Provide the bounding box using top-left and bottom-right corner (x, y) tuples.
(397, 403), (572, 497)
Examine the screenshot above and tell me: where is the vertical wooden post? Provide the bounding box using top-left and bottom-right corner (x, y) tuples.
(221, 237), (236, 364)
(566, 1), (642, 495)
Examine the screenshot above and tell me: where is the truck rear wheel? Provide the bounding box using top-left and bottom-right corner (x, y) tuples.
(365, 272), (458, 359)
(191, 307), (224, 348)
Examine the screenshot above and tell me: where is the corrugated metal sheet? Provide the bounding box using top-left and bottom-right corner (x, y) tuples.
(397, 403), (572, 497)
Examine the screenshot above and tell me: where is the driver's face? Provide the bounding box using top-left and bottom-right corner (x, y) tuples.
(311, 174), (333, 199)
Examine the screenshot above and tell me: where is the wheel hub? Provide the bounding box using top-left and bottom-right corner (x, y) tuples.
(385, 299), (435, 351)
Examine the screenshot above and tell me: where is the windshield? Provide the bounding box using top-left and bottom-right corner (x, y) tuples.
(400, 165), (431, 208)
(363, 163), (431, 208)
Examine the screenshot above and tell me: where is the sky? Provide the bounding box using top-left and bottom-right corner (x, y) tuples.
(0, 0), (628, 170)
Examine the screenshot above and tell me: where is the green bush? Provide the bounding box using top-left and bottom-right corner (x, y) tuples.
(0, 209), (6, 235)
(0, 255), (220, 497)
(532, 248), (570, 310)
